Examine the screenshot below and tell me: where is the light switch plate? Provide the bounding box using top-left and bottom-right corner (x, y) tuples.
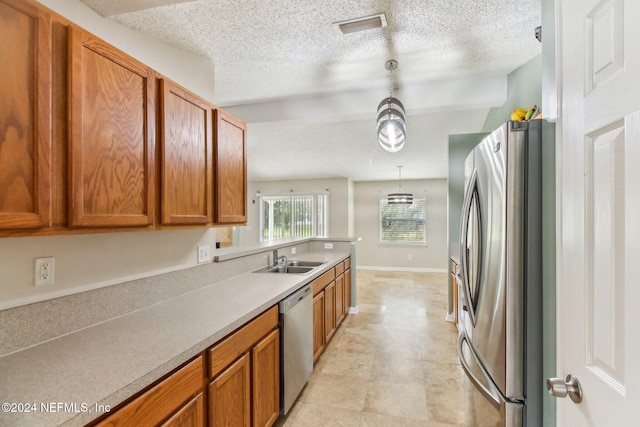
(291, 247), (296, 255)
(197, 245), (211, 264)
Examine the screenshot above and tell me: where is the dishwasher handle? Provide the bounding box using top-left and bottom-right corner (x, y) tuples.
(279, 285), (312, 313)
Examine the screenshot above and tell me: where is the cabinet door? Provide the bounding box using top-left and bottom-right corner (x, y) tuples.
(335, 273), (345, 326)
(160, 79), (212, 225)
(209, 353), (251, 427)
(324, 281), (336, 342)
(0, 0), (51, 229)
(344, 268), (351, 314)
(160, 393), (204, 427)
(251, 329), (279, 427)
(214, 109), (247, 224)
(312, 291), (325, 362)
(68, 27), (155, 227)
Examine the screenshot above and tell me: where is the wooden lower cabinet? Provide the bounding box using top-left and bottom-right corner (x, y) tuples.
(251, 329), (280, 427)
(312, 292), (325, 362)
(310, 257), (352, 363)
(344, 268), (351, 314)
(209, 354), (251, 427)
(450, 259), (459, 326)
(335, 273), (345, 326)
(161, 394), (204, 427)
(92, 306), (279, 427)
(208, 306), (280, 427)
(94, 356), (204, 427)
(324, 281), (336, 342)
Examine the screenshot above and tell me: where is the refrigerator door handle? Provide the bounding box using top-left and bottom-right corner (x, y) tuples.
(459, 169), (479, 326)
(457, 332), (508, 408)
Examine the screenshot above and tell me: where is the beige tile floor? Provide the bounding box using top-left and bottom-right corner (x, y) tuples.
(275, 270), (481, 427)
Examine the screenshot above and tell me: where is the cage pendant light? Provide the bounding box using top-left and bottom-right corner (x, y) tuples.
(388, 166), (413, 204)
(377, 60), (407, 152)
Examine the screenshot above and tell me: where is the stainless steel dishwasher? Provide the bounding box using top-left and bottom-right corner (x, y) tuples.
(279, 284), (313, 415)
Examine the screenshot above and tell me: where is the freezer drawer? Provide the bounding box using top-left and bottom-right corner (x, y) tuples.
(457, 332), (523, 427)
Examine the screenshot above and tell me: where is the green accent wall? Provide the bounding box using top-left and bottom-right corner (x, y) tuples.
(482, 55), (542, 132)
(447, 133), (488, 313)
(448, 133), (488, 246)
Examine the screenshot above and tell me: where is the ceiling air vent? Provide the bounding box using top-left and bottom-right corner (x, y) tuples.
(334, 13), (387, 35)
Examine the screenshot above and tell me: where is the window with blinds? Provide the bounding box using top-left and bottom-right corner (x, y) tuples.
(261, 193), (328, 241)
(379, 198), (426, 244)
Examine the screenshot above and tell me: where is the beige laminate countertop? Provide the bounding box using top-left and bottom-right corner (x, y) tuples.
(0, 250), (350, 427)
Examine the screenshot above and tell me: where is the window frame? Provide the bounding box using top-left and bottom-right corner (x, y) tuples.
(379, 197), (427, 246)
(259, 192), (329, 242)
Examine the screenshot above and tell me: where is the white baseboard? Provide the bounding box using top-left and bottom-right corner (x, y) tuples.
(445, 313), (455, 322)
(348, 306), (359, 314)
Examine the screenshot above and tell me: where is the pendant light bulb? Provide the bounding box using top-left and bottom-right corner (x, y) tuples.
(377, 60), (407, 152)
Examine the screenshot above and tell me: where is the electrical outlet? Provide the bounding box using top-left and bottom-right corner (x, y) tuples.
(408, 254), (413, 261)
(35, 257), (55, 286)
(291, 247), (296, 255)
(197, 245), (211, 264)
(324, 243), (333, 249)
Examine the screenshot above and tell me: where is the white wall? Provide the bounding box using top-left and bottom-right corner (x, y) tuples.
(353, 179), (449, 271)
(0, 229), (218, 310)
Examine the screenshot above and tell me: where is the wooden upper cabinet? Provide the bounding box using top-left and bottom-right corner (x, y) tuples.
(68, 27), (155, 228)
(0, 0), (51, 229)
(214, 109), (247, 224)
(159, 78), (213, 225)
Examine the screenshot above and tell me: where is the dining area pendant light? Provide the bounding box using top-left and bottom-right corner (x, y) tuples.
(388, 166), (413, 204)
(377, 60), (407, 153)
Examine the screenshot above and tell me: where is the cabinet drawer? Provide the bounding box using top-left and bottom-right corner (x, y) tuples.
(334, 262), (345, 276)
(312, 269), (336, 296)
(344, 257), (351, 269)
(208, 305), (278, 379)
(95, 356), (203, 427)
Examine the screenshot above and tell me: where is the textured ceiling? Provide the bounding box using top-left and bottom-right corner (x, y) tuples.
(79, 0), (542, 181)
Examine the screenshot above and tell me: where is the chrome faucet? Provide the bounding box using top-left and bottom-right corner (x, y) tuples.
(273, 249), (287, 266)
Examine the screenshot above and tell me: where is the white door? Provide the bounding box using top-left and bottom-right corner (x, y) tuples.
(557, 0), (640, 425)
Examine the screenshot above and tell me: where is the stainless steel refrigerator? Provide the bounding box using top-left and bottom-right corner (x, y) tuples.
(457, 120), (542, 426)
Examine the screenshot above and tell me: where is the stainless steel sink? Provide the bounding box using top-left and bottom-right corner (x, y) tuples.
(268, 265), (314, 274)
(286, 260), (326, 267)
(253, 260), (326, 274)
